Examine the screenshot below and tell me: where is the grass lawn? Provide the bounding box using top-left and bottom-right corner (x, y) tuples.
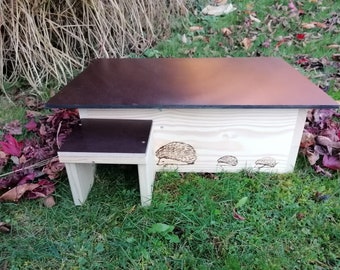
(1, 0), (340, 269)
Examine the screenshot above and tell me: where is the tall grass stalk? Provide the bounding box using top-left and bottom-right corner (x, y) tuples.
(0, 0), (188, 97)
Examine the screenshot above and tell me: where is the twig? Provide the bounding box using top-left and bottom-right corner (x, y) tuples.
(56, 121), (62, 150)
(0, 156), (57, 178)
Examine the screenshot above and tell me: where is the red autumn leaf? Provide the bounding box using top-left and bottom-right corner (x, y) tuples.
(25, 119), (38, 131)
(0, 134), (23, 157)
(295, 33), (306, 40)
(322, 155), (340, 170)
(288, 1), (297, 12)
(233, 208), (246, 221)
(275, 38), (290, 48)
(296, 57), (309, 66)
(25, 179), (55, 199)
(17, 173), (36, 186)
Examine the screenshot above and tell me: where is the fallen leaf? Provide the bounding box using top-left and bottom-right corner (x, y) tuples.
(332, 54), (340, 62)
(233, 208), (246, 221)
(300, 131), (316, 148)
(301, 22), (316, 29)
(181, 34), (188, 44)
(235, 196), (248, 208)
(267, 19), (273, 33)
(0, 222), (11, 233)
(316, 135), (340, 149)
(313, 22), (327, 28)
(27, 179), (55, 199)
(242, 37), (252, 50)
(288, 1), (298, 12)
(4, 120), (22, 135)
(296, 213), (305, 220)
(202, 4), (236, 16)
(221, 27), (232, 36)
(189, 26), (203, 32)
(0, 134), (23, 157)
(295, 33), (306, 40)
(249, 14), (261, 23)
(212, 0), (228, 5)
(43, 195), (56, 208)
(327, 44), (340, 49)
(262, 39), (271, 48)
(0, 183), (40, 202)
(25, 119), (38, 131)
(0, 150), (7, 159)
(314, 165), (333, 177)
(275, 37), (291, 48)
(301, 22), (327, 29)
(306, 149), (319, 165)
(322, 155), (340, 170)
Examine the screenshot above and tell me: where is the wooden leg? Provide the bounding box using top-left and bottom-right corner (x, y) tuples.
(137, 162), (155, 207)
(64, 163), (96, 205)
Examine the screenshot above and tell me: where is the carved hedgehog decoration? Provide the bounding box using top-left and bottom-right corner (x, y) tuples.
(255, 157), (277, 168)
(156, 141), (197, 165)
(217, 155), (238, 166)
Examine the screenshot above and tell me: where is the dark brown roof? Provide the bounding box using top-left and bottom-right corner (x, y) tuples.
(46, 57), (339, 109)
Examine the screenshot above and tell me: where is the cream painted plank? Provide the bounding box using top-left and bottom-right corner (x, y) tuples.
(79, 108), (302, 173)
(284, 109), (308, 172)
(65, 163), (95, 205)
(58, 152), (146, 164)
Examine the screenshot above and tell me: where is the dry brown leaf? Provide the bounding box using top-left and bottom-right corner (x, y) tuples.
(306, 149), (320, 165)
(249, 14), (261, 23)
(332, 54), (340, 62)
(301, 22), (316, 29)
(313, 22), (327, 28)
(242, 37), (253, 50)
(181, 34), (188, 44)
(0, 150), (7, 159)
(221, 27), (232, 36)
(302, 22), (327, 29)
(267, 20), (273, 33)
(0, 222), (11, 233)
(327, 44), (340, 49)
(192, 35), (206, 42)
(300, 131), (316, 148)
(212, 0), (228, 6)
(189, 26), (203, 32)
(316, 135), (340, 148)
(0, 183), (40, 202)
(43, 196), (56, 208)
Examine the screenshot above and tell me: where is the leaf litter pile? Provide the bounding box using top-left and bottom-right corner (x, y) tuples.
(0, 109), (79, 207)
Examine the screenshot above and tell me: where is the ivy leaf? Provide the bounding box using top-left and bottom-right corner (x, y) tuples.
(235, 196), (248, 209)
(148, 223), (174, 234)
(165, 234), (180, 243)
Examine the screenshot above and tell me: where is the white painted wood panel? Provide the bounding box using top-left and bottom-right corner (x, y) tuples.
(79, 108), (307, 173)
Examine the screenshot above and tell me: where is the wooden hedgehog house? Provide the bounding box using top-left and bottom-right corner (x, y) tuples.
(46, 57), (339, 174)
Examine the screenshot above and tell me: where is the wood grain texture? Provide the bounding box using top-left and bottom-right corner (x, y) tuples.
(79, 108), (307, 173)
